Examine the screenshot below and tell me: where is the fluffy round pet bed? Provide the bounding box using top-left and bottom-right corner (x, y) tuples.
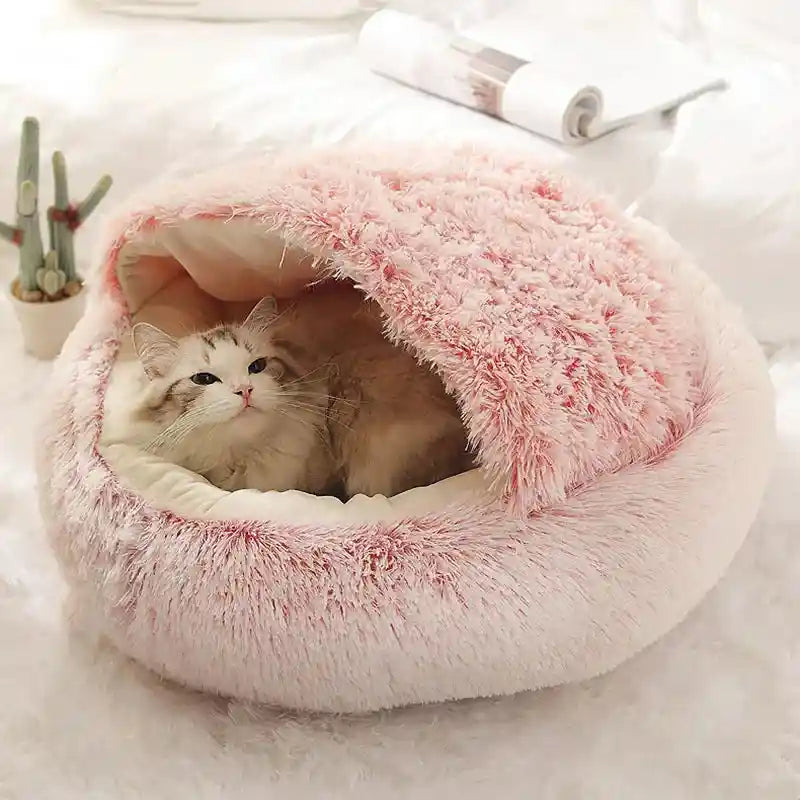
(37, 146), (775, 713)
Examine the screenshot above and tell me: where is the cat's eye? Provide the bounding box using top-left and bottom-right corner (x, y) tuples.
(190, 372), (220, 385)
(248, 358), (268, 375)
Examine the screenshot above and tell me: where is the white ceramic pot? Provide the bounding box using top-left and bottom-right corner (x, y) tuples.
(8, 284), (86, 360)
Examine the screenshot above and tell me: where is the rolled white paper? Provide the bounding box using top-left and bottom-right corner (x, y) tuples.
(358, 9), (725, 145)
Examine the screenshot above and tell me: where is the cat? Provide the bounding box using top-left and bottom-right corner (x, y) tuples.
(264, 283), (474, 498)
(125, 298), (338, 495)
(120, 284), (472, 498)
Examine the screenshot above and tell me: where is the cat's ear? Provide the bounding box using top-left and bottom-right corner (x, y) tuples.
(131, 323), (179, 380)
(243, 296), (278, 333)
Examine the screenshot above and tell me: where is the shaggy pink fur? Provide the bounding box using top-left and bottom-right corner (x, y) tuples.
(36, 147), (774, 711)
(107, 149), (700, 512)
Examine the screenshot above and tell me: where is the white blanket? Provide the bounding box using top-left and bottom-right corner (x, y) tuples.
(1, 1), (799, 797)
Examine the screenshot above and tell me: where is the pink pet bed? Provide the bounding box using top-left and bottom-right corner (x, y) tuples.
(37, 146), (774, 712)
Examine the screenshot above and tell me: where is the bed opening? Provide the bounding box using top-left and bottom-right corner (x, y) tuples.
(99, 216), (490, 526)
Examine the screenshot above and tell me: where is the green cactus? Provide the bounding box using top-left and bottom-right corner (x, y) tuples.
(1, 116), (113, 301)
(0, 118), (45, 294)
(50, 150), (113, 284)
(36, 250), (67, 297)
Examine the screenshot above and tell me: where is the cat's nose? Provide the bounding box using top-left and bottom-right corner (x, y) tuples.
(235, 386), (253, 406)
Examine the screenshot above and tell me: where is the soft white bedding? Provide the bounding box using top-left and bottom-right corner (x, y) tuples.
(636, 56), (800, 344)
(1, 1), (798, 797)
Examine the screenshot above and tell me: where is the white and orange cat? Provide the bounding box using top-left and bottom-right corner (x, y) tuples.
(123, 298), (337, 494)
(119, 284), (472, 498)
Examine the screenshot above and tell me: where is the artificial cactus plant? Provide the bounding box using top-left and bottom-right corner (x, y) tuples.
(2, 117), (112, 302)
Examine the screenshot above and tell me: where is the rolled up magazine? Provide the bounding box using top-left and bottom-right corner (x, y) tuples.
(358, 9), (726, 144)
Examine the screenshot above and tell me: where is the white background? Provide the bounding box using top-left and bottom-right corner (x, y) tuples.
(1, 2), (798, 797)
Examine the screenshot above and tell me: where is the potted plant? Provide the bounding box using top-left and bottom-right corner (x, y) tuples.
(3, 117), (112, 359)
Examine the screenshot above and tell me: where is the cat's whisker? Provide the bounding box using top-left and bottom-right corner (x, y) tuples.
(247, 305), (293, 337)
(293, 391), (360, 409)
(325, 416), (357, 435)
(173, 320), (194, 337)
(280, 402), (332, 422)
(283, 400), (357, 435)
(146, 400), (231, 453)
(281, 362), (338, 387)
(284, 387), (361, 415)
(275, 407), (333, 453)
(281, 398), (327, 412)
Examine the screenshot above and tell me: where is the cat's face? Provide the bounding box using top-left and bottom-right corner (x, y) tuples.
(132, 297), (296, 433)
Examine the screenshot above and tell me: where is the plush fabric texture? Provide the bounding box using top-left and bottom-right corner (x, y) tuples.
(36, 146), (775, 712)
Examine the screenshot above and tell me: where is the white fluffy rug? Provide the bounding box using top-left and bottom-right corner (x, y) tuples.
(1, 300), (799, 798)
(1, 1), (799, 796)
